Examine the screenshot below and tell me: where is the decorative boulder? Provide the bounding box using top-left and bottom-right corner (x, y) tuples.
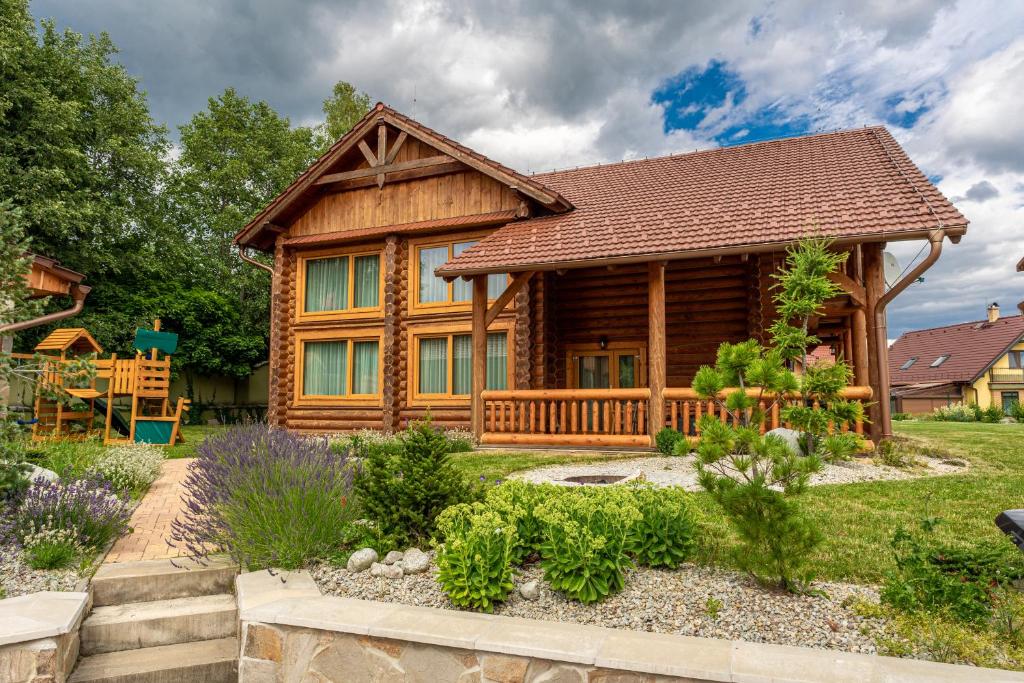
(765, 428), (803, 456)
(383, 550), (404, 565)
(402, 548), (430, 574)
(383, 563), (404, 579)
(519, 580), (539, 601)
(27, 464), (58, 483)
(347, 548), (378, 573)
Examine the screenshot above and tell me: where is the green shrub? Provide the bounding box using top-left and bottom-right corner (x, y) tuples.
(626, 484), (696, 568)
(434, 502), (518, 612)
(982, 405), (1006, 423)
(881, 519), (1024, 623)
(892, 412), (912, 421)
(28, 438), (106, 479)
(21, 523), (83, 570)
(931, 403), (978, 422)
(875, 439), (917, 469)
(1, 413), (31, 502)
(353, 420), (477, 545)
(88, 444), (164, 494)
(484, 479), (556, 564)
(535, 487), (640, 603)
(655, 428), (684, 455)
(1011, 401), (1024, 422)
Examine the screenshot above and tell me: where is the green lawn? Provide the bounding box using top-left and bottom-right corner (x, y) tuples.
(450, 422), (1024, 585)
(165, 424), (227, 458)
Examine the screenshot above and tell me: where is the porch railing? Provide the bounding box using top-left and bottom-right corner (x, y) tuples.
(480, 388), (652, 447)
(991, 369), (1024, 384)
(662, 386), (873, 439)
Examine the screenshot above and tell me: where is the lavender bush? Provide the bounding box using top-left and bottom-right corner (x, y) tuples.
(11, 478), (131, 550)
(171, 424), (357, 570)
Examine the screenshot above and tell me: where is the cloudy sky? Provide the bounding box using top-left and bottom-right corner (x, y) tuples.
(33, 0), (1024, 338)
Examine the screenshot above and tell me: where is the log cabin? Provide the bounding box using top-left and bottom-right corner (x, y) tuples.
(234, 103), (968, 447)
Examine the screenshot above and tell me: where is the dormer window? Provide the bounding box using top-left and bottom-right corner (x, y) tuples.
(930, 355), (950, 368)
(900, 357), (917, 370)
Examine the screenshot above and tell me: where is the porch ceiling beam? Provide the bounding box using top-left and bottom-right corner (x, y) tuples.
(485, 271), (534, 328)
(314, 155), (455, 186)
(828, 271), (866, 308)
(323, 160), (465, 194)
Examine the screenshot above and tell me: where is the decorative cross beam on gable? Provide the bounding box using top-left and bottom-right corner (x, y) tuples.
(344, 122), (417, 189)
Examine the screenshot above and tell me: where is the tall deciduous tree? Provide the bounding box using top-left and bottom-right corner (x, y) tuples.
(319, 81), (371, 149)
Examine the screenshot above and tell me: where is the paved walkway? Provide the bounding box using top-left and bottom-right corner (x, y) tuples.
(105, 458), (192, 564)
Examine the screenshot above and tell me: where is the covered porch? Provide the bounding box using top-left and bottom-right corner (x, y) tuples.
(462, 247), (886, 449)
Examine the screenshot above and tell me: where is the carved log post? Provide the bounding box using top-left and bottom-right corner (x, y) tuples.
(863, 244), (886, 443)
(267, 236), (284, 426)
(648, 261), (667, 444)
(851, 307), (870, 386)
(381, 236), (399, 432)
(471, 275), (488, 439)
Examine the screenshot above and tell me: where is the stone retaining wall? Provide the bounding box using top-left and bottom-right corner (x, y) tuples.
(236, 571), (1024, 683)
(0, 591), (90, 683)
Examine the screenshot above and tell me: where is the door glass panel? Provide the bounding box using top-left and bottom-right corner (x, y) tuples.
(618, 355), (636, 388)
(577, 356), (610, 389)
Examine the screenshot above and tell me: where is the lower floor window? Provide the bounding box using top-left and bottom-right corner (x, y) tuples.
(301, 338), (379, 398)
(417, 331), (508, 397)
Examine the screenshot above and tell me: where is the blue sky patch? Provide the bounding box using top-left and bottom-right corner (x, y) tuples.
(652, 60), (746, 132)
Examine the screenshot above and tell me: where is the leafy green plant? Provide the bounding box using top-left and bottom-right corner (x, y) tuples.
(655, 428), (684, 455)
(875, 439), (917, 469)
(626, 484), (696, 568)
(484, 480), (557, 564)
(982, 405), (1007, 423)
(27, 438), (106, 480)
(693, 239), (857, 590)
(0, 413), (32, 502)
(535, 487), (640, 603)
(353, 420), (478, 545)
(705, 596), (723, 619)
(881, 518), (1024, 623)
(21, 523), (84, 570)
(930, 402), (979, 422)
(434, 502), (518, 612)
(892, 412), (912, 421)
(1010, 401), (1024, 422)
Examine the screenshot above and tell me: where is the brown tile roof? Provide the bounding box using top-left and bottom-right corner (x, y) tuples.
(437, 126), (968, 275)
(888, 314), (1024, 384)
(235, 104), (570, 251)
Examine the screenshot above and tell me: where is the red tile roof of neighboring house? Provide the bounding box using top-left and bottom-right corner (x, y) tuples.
(888, 314), (1024, 384)
(438, 126), (967, 275)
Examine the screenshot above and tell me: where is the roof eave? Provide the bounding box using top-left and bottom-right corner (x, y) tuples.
(436, 224), (969, 278)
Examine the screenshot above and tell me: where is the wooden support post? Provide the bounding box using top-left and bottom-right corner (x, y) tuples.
(851, 307), (869, 386)
(647, 261), (667, 444)
(471, 275), (488, 440)
(863, 244), (886, 444)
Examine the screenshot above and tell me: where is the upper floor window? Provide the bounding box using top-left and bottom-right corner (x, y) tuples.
(1010, 351), (1023, 369)
(299, 250), (381, 319)
(415, 239), (505, 309)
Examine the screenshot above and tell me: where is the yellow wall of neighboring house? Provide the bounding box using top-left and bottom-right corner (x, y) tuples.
(968, 340), (1024, 410)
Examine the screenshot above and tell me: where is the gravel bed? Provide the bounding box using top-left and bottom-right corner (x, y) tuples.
(312, 556), (887, 654)
(511, 454), (966, 489)
(0, 547), (80, 598)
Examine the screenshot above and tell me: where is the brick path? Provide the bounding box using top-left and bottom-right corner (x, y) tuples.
(104, 458), (192, 563)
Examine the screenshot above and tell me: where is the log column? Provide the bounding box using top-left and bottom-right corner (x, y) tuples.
(267, 236), (285, 427)
(851, 307), (870, 386)
(381, 235), (399, 432)
(648, 261), (667, 443)
(470, 275), (488, 439)
(863, 244), (886, 444)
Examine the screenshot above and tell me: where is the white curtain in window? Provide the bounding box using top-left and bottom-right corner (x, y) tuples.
(451, 242), (475, 302)
(353, 255), (380, 308)
(419, 247), (449, 303)
(303, 341), (346, 395)
(486, 333), (508, 390)
(419, 337), (448, 393)
(352, 341), (378, 394)
(452, 335), (472, 395)
(305, 257), (348, 312)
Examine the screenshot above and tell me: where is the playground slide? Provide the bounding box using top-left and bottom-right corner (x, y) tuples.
(92, 398), (131, 437)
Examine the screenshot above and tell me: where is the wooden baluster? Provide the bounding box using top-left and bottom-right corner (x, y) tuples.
(519, 401), (527, 432)
(637, 401), (646, 435)
(488, 402), (495, 433)
(613, 401), (622, 434)
(602, 400), (610, 434)
(529, 401), (537, 434)
(758, 401), (766, 434)
(682, 401), (691, 436)
(559, 401), (566, 434)
(570, 401), (578, 434)
(670, 401), (678, 432)
(539, 400), (547, 434)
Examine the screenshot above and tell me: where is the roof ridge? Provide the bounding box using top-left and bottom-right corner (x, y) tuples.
(898, 313), (1024, 337)
(532, 125), (888, 178)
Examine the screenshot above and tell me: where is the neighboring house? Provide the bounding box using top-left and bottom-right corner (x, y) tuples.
(234, 103), (967, 446)
(889, 303), (1024, 415)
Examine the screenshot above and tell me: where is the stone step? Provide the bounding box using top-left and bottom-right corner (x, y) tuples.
(81, 594), (238, 655)
(91, 556), (237, 607)
(70, 637), (238, 683)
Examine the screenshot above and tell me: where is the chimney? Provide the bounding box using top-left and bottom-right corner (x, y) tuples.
(987, 302), (1000, 323)
(1018, 300), (1024, 316)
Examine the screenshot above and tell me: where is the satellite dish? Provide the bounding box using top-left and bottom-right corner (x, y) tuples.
(883, 252), (901, 288)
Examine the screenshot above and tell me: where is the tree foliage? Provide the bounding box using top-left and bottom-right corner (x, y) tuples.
(318, 81), (371, 149)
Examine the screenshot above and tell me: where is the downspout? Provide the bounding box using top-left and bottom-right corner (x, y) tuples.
(0, 284), (91, 334)
(873, 229), (946, 439)
(238, 246), (274, 274)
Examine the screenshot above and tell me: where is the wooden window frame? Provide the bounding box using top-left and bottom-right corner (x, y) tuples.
(408, 321), (514, 406)
(407, 232), (507, 316)
(295, 246), (384, 322)
(565, 342), (648, 389)
(293, 327), (384, 406)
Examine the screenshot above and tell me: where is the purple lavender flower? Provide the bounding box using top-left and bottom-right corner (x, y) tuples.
(12, 478), (130, 550)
